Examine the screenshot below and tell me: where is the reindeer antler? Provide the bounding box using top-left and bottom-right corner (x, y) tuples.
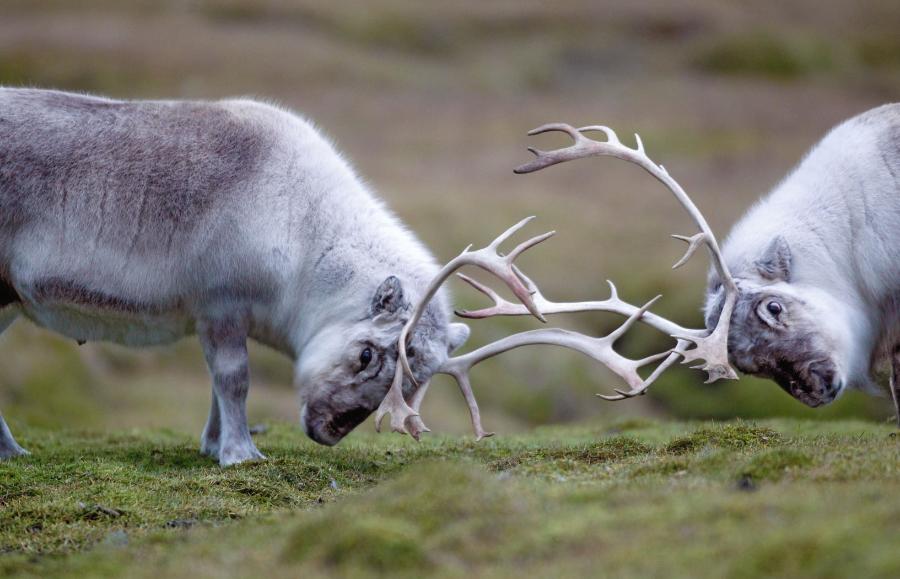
(373, 216), (554, 438)
(375, 123), (739, 440)
(455, 269), (699, 402)
(515, 123), (739, 384)
(457, 272), (704, 340)
(377, 220), (696, 439)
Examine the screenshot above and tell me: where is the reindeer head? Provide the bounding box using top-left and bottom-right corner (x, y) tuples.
(296, 275), (470, 446)
(704, 237), (865, 407)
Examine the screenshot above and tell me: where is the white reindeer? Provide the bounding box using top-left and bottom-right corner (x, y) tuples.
(705, 104), (900, 412)
(375, 104), (900, 438)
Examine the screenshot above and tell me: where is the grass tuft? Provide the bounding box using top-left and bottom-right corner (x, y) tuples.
(664, 422), (781, 454)
(739, 447), (814, 482)
(283, 460), (527, 572)
(490, 437), (652, 471)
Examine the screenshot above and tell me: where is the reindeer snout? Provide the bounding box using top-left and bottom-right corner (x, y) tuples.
(301, 401), (373, 446)
(300, 403), (340, 446)
(782, 362), (841, 408)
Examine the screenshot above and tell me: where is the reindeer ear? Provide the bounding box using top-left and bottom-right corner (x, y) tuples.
(370, 276), (407, 317)
(756, 236), (792, 282)
(447, 323), (470, 353)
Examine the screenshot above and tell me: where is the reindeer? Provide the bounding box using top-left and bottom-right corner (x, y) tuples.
(705, 104), (900, 415)
(0, 88), (472, 465)
(377, 105), (900, 438)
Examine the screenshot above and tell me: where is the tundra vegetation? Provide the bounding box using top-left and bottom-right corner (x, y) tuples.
(1, 0), (899, 576)
(2, 419), (900, 578)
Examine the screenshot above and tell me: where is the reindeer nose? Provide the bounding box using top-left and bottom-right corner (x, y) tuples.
(300, 403), (339, 446)
(809, 365), (838, 394)
(306, 426), (338, 446)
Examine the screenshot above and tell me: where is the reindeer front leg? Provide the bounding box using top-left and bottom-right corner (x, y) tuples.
(198, 315), (265, 466)
(891, 347), (900, 429)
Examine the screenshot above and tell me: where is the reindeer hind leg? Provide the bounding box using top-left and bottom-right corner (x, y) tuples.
(0, 309), (28, 459)
(891, 347), (900, 429)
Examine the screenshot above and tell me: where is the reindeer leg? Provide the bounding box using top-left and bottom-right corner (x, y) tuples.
(891, 347), (900, 429)
(0, 310), (28, 459)
(0, 415), (28, 459)
(200, 389), (222, 457)
(198, 314), (265, 466)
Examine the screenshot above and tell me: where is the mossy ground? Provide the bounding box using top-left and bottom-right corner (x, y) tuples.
(1, 418), (899, 578)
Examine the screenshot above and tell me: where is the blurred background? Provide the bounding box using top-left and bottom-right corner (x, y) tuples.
(1, 0), (899, 439)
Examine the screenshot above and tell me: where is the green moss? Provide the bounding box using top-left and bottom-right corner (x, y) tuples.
(629, 456), (691, 478)
(285, 515), (426, 571)
(739, 448), (814, 482)
(1, 419), (899, 578)
(283, 460), (529, 572)
(665, 422), (781, 454)
(491, 437), (652, 471)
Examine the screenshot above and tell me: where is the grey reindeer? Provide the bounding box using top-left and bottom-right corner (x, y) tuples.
(0, 88), (470, 465)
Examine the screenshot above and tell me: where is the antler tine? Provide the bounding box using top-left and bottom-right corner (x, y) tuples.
(577, 125), (622, 145)
(456, 272), (500, 301)
(454, 265), (545, 319)
(671, 233), (707, 270)
(374, 217), (555, 438)
(452, 371), (494, 441)
(515, 123), (607, 175)
(454, 273), (515, 319)
(374, 363), (427, 438)
(488, 215), (537, 249)
(516, 121), (740, 384)
(508, 230), (556, 261)
(673, 291), (739, 383)
(606, 279), (619, 301)
(527, 122), (588, 141)
(597, 340), (690, 400)
(457, 273), (703, 340)
(603, 295), (661, 343)
(405, 379), (432, 438)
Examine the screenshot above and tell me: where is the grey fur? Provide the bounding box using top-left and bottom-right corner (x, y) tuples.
(0, 88), (468, 464)
(705, 103), (900, 408)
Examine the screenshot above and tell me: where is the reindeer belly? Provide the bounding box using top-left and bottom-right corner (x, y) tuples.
(17, 278), (192, 347)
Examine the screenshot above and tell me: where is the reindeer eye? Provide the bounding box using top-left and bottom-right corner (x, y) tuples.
(359, 348), (373, 371)
(766, 301), (783, 316)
